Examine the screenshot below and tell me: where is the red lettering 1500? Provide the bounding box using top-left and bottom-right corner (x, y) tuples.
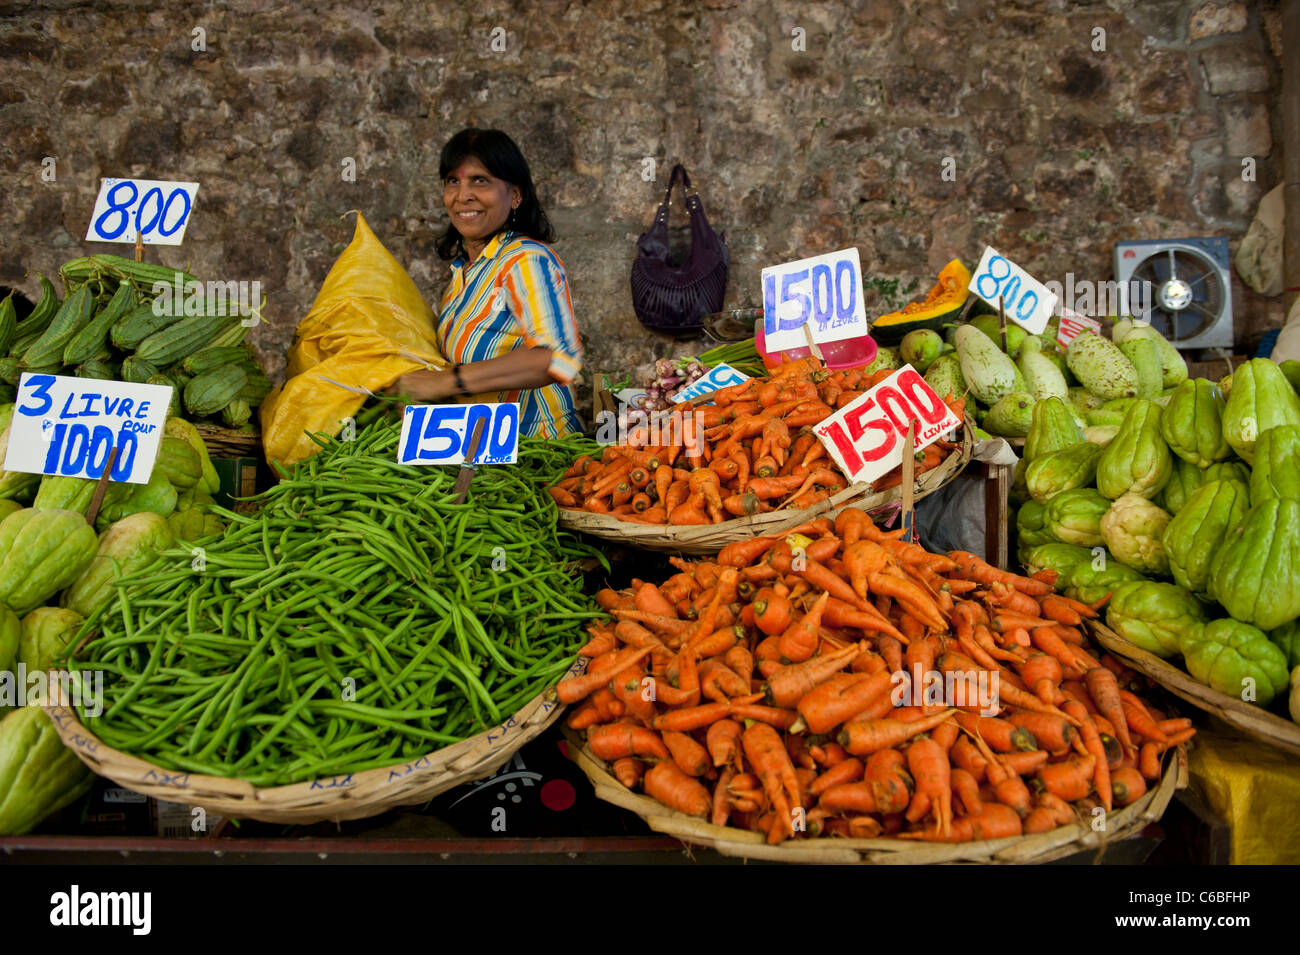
(815, 369), (954, 481)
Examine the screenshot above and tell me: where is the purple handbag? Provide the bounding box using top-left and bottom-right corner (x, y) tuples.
(631, 164), (729, 337)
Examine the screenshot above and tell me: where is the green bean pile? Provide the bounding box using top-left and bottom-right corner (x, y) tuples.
(73, 423), (607, 786)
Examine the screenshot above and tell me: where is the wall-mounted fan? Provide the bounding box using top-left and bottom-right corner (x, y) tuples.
(1113, 237), (1233, 349)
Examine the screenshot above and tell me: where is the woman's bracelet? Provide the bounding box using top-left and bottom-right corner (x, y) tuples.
(452, 364), (467, 395)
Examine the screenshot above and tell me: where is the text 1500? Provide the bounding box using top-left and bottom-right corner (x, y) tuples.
(400, 403), (519, 464)
(764, 260), (859, 334)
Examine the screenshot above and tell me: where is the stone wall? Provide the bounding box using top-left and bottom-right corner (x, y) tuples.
(0, 0), (1287, 415)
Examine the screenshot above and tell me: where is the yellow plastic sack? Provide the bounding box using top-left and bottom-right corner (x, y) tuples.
(260, 212), (449, 470)
(1188, 726), (1300, 863)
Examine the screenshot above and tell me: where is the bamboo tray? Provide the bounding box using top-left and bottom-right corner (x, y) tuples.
(563, 725), (1186, 864)
(558, 419), (974, 555)
(45, 657), (585, 826)
(1089, 621), (1300, 759)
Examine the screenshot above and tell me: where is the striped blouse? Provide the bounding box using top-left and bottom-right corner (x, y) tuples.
(437, 231), (584, 438)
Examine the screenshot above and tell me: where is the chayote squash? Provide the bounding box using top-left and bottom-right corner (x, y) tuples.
(0, 706), (94, 835)
(1023, 396), (1084, 462)
(1248, 424), (1300, 506)
(1099, 494), (1172, 576)
(1043, 487), (1110, 547)
(1159, 378), (1230, 469)
(1118, 336), (1162, 399)
(167, 507), (208, 543)
(1021, 542), (1094, 583)
(0, 509), (98, 616)
(1066, 332), (1140, 400)
(1063, 554), (1146, 606)
(63, 512), (174, 618)
(0, 500), (20, 524)
(164, 418), (221, 494)
(1096, 399), (1172, 500)
(17, 606), (85, 675)
(1209, 497), (1300, 631)
(1181, 618), (1290, 707)
(1221, 357), (1300, 465)
(1202, 460), (1250, 486)
(153, 435), (203, 490)
(1026, 441), (1101, 504)
(1269, 620), (1300, 670)
(0, 606), (18, 706)
(1161, 479), (1251, 596)
(1105, 579), (1207, 658)
(1159, 454), (1204, 516)
(31, 476), (97, 514)
(94, 471), (177, 532)
(1112, 319), (1188, 389)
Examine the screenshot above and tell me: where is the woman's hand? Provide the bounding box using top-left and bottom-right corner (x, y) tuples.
(393, 368), (457, 402)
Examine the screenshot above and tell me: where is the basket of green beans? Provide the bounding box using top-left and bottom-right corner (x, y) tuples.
(48, 423), (610, 824)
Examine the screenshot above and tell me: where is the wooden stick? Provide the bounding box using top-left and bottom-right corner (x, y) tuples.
(998, 295), (1009, 354)
(901, 420), (916, 543)
(134, 230), (144, 263)
(802, 322), (824, 362)
(84, 447), (119, 527)
(452, 416), (489, 505)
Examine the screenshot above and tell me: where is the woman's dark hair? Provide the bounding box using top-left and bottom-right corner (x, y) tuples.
(436, 128), (554, 260)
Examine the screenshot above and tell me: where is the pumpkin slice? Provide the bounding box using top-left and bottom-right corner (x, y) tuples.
(870, 259), (971, 345)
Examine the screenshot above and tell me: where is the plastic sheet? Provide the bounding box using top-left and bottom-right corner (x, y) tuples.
(259, 212), (448, 470)
(1188, 725), (1300, 863)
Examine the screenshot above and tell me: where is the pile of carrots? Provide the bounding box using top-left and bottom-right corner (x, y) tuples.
(549, 357), (964, 524)
(558, 506), (1194, 844)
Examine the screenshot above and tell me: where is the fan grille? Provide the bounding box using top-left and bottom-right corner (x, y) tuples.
(1126, 247), (1225, 343)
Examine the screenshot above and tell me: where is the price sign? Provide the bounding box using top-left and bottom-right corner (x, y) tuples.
(670, 363), (750, 404)
(398, 402), (520, 466)
(85, 178), (199, 246)
(761, 248), (868, 353)
(1055, 308), (1103, 350)
(812, 365), (962, 486)
(4, 374), (170, 485)
(967, 247), (1058, 335)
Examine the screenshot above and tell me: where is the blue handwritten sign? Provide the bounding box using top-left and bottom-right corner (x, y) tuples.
(670, 363), (751, 404)
(6, 374), (171, 485)
(967, 246), (1057, 335)
(761, 248), (868, 352)
(86, 177), (199, 246)
(398, 402), (519, 466)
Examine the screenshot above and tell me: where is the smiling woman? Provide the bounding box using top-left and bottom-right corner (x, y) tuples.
(396, 128), (584, 438)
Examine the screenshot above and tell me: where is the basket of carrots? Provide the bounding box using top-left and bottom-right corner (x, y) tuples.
(1088, 621), (1300, 759)
(553, 357), (973, 554)
(556, 506), (1189, 863)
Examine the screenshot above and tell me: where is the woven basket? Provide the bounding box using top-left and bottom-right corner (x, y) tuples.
(195, 423), (261, 459)
(1089, 621), (1300, 759)
(563, 725), (1186, 864)
(45, 657), (586, 825)
(558, 419), (974, 555)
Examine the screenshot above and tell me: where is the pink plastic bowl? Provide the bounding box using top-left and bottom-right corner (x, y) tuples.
(756, 325), (878, 372)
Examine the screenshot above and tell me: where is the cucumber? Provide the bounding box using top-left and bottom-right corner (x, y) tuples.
(135, 313), (240, 367)
(110, 302), (182, 351)
(20, 285), (95, 368)
(181, 345), (255, 377)
(0, 295), (16, 355)
(12, 275), (58, 341)
(184, 366), (247, 417)
(62, 281), (135, 366)
(120, 356), (158, 384)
